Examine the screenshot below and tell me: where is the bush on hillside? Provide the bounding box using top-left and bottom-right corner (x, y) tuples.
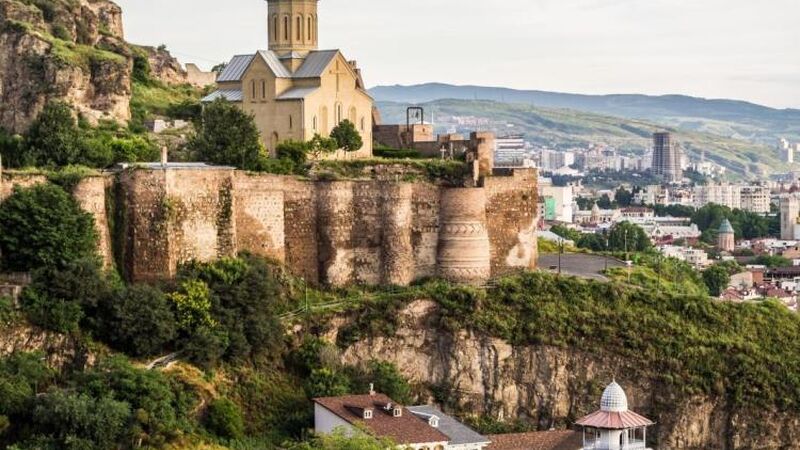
(24, 101), (82, 167)
(205, 398), (245, 440)
(99, 284), (178, 357)
(0, 184), (98, 272)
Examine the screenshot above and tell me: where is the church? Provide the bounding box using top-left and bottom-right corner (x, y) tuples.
(202, 0), (374, 158)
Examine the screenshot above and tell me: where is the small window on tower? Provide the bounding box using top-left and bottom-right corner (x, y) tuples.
(307, 17), (312, 40)
(273, 16), (278, 41)
(296, 17), (301, 41)
(284, 16), (289, 41)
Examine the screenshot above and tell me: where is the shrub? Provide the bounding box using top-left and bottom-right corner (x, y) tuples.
(20, 258), (114, 334)
(0, 184), (98, 272)
(193, 99), (265, 170)
(24, 102), (81, 167)
(100, 284), (177, 357)
(330, 119), (363, 153)
(205, 398), (245, 440)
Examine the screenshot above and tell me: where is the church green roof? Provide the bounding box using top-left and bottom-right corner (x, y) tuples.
(718, 219), (734, 234)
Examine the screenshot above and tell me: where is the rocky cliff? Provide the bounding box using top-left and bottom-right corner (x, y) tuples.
(333, 300), (800, 450)
(0, 0), (195, 133)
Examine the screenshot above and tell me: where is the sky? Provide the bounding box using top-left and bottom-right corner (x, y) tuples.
(115, 0), (800, 109)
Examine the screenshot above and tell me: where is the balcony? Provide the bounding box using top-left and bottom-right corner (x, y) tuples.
(582, 440), (648, 450)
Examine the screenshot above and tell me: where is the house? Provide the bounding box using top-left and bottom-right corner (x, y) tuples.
(408, 405), (491, 450)
(314, 392), (451, 449)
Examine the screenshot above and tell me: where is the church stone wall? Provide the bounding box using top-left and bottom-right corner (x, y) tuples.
(101, 166), (538, 286)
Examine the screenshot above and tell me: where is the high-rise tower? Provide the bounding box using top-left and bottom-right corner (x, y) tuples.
(267, 0), (319, 55)
(651, 132), (682, 183)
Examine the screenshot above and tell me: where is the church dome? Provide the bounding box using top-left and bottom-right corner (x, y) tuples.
(718, 219), (734, 234)
(600, 381), (629, 412)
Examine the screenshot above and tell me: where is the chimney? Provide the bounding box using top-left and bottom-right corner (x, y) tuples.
(160, 146), (168, 166)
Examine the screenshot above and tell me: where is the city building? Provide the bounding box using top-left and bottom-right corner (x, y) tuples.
(632, 185), (670, 206)
(659, 245), (710, 268)
(203, 0), (374, 157)
(740, 185), (771, 214)
(573, 204), (621, 225)
(495, 135), (532, 168)
(576, 381), (654, 450)
(693, 184), (741, 210)
(541, 186), (575, 223)
(407, 406), (491, 450)
(718, 219), (735, 253)
(651, 132), (682, 183)
(780, 195), (800, 240)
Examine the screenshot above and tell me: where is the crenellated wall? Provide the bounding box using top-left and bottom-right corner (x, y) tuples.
(1, 165), (537, 286)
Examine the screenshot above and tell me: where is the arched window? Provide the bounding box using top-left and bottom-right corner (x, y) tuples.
(289, 115), (293, 129)
(296, 16), (301, 41)
(312, 116), (317, 130)
(336, 103), (343, 123)
(307, 16), (312, 41)
(251, 80), (256, 101)
(273, 15), (278, 41)
(261, 80), (266, 99)
(283, 16), (289, 41)
(360, 116), (365, 131)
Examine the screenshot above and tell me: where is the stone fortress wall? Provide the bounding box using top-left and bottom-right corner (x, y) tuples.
(0, 164), (538, 287)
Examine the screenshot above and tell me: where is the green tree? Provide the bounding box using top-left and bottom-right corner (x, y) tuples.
(614, 187), (633, 207)
(305, 368), (351, 398)
(0, 184), (98, 271)
(100, 284), (177, 357)
(19, 258), (115, 334)
(167, 280), (215, 333)
(287, 429), (395, 450)
(24, 102), (81, 167)
(753, 255), (791, 269)
(703, 264), (731, 297)
(193, 99), (266, 170)
(596, 194), (614, 209)
(362, 361), (411, 404)
(329, 119), (363, 154)
(549, 224), (582, 242)
(205, 398), (245, 440)
(607, 222), (651, 253)
(308, 133), (338, 159)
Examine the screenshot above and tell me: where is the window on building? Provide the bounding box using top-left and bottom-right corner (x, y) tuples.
(360, 117), (365, 131)
(251, 80), (256, 101)
(296, 16), (301, 41)
(273, 16), (278, 41)
(307, 16), (312, 40)
(261, 80), (266, 100)
(312, 116), (317, 130)
(289, 115), (293, 129)
(336, 103), (342, 123)
(283, 16), (289, 41)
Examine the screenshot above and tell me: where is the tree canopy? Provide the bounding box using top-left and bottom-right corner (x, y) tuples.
(0, 184), (98, 272)
(193, 98), (266, 170)
(329, 120), (363, 153)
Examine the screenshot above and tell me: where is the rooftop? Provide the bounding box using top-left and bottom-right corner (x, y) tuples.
(487, 431), (582, 450)
(407, 405), (489, 446)
(314, 394), (449, 445)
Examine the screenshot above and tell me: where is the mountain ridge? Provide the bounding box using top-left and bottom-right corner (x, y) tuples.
(369, 83), (800, 146)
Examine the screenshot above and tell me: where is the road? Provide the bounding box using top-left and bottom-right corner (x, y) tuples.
(537, 253), (626, 281)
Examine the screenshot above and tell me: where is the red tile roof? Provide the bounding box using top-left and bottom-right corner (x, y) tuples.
(575, 410), (654, 429)
(487, 431), (582, 450)
(314, 394), (449, 445)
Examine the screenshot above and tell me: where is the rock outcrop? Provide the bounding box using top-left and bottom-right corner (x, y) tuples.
(334, 300), (800, 450)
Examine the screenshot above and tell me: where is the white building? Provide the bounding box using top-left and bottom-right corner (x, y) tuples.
(576, 382), (654, 450)
(693, 184), (741, 210)
(659, 245), (710, 268)
(541, 186), (575, 223)
(740, 185), (771, 214)
(780, 195), (800, 240)
(314, 392), (489, 450)
(494, 135), (529, 168)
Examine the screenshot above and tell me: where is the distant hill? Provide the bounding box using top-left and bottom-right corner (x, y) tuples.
(370, 83), (800, 146)
(375, 99), (787, 178)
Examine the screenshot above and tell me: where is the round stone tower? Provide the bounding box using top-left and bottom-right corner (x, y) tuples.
(437, 188), (492, 286)
(266, 0), (319, 55)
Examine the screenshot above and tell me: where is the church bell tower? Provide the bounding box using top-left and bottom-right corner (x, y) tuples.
(267, 0), (319, 56)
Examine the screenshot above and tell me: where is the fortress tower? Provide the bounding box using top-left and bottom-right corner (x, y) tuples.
(267, 0), (319, 56)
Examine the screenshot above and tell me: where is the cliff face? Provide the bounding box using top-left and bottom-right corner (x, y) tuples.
(0, 323), (92, 369)
(333, 300), (800, 450)
(0, 0), (133, 132)
(0, 0), (193, 133)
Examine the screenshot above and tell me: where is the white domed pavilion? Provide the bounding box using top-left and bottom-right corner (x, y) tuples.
(576, 381), (654, 450)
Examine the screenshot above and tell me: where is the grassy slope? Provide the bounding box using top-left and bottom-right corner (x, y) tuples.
(376, 99), (788, 178)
